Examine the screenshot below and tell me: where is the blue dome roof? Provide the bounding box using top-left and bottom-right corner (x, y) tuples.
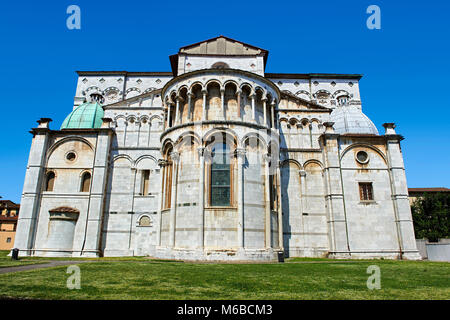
(61, 102), (104, 129)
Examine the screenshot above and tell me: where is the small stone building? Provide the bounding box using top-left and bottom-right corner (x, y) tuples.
(14, 36), (421, 260)
(0, 200), (20, 250)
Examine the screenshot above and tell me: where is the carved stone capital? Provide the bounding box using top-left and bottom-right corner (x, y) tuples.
(157, 159), (167, 167)
(169, 152), (180, 163)
(235, 148), (246, 159)
(263, 153), (272, 162)
(197, 147), (206, 157)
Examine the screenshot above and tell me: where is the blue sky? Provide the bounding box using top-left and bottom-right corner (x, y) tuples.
(0, 0), (448, 202)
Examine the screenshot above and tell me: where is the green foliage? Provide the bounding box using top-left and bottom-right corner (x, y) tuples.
(412, 192), (450, 242)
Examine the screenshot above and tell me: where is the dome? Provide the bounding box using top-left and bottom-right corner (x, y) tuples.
(330, 105), (378, 135)
(61, 102), (104, 129)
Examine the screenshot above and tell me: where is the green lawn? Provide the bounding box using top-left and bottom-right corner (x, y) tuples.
(0, 250), (45, 268)
(0, 258), (448, 299)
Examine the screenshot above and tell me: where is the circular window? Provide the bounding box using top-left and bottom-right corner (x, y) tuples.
(356, 151), (369, 164)
(66, 152), (76, 162)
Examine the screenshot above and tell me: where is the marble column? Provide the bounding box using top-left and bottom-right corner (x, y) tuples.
(169, 152), (180, 248)
(271, 101), (276, 129)
(236, 148), (246, 249)
(221, 88), (225, 120)
(251, 94), (256, 122)
(202, 90), (207, 121)
(262, 98), (267, 127)
(188, 92), (193, 122)
(276, 162), (283, 250)
(198, 147), (205, 249)
(156, 159), (167, 246)
(264, 154), (272, 248)
(175, 97), (181, 125)
(167, 104), (172, 128)
(236, 89), (241, 119)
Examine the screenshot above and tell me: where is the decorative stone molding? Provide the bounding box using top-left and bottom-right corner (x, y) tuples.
(383, 123), (396, 135)
(323, 122), (335, 133)
(37, 118), (52, 128)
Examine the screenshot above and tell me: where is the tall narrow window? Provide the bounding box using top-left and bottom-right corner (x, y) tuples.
(142, 170), (150, 195)
(359, 182), (374, 201)
(45, 172), (55, 191)
(80, 172), (91, 192)
(269, 174), (277, 211)
(210, 142), (231, 206)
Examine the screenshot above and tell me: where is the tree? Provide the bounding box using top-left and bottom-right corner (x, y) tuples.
(411, 192), (450, 242)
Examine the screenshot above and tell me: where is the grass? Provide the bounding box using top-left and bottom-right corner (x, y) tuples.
(0, 250), (153, 268)
(0, 258), (448, 300)
(0, 250), (45, 268)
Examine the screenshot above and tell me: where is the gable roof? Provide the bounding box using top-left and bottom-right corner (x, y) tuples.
(103, 88), (162, 108)
(179, 35), (268, 55)
(171, 36), (269, 76)
(280, 90), (331, 111)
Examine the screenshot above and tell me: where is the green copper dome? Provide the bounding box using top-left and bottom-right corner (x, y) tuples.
(61, 102), (104, 129)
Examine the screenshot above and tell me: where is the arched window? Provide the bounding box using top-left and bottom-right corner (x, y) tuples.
(211, 62), (230, 69)
(80, 172), (91, 192)
(138, 215), (152, 227)
(210, 142), (231, 206)
(90, 93), (104, 104)
(45, 171), (55, 191)
(337, 95), (349, 106)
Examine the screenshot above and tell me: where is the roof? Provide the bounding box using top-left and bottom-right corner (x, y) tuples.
(76, 71), (172, 76)
(0, 200), (20, 209)
(280, 90), (331, 111)
(104, 88), (162, 108)
(409, 188), (450, 193)
(330, 105), (379, 135)
(179, 35), (268, 54)
(0, 216), (18, 222)
(266, 73), (363, 80)
(171, 36), (269, 76)
(61, 102), (104, 129)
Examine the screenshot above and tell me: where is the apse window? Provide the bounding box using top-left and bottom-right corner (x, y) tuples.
(210, 142), (231, 207)
(359, 182), (374, 201)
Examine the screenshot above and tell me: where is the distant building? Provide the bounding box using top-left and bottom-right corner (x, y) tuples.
(409, 188), (450, 205)
(0, 200), (20, 250)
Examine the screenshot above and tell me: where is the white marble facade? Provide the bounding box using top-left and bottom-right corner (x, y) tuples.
(14, 36), (421, 260)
